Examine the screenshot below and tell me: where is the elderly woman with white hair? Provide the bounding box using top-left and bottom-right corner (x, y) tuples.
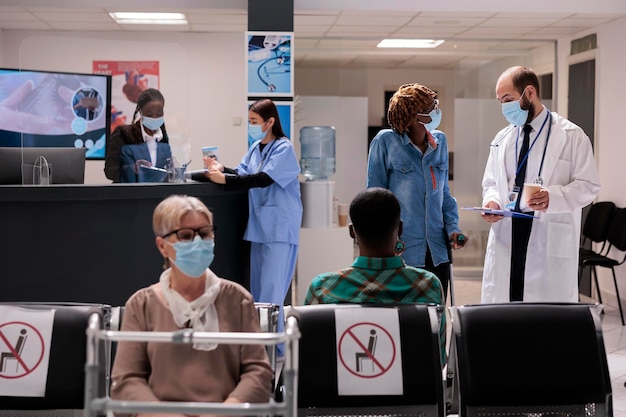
(110, 194), (272, 416)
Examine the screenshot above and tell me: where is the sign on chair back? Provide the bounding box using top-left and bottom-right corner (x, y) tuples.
(0, 303), (109, 417)
(450, 303), (612, 417)
(290, 303), (445, 417)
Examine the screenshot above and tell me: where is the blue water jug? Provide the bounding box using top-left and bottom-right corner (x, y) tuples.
(300, 126), (336, 181)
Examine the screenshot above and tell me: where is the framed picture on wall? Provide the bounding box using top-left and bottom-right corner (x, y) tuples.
(247, 100), (293, 148)
(246, 31), (293, 97)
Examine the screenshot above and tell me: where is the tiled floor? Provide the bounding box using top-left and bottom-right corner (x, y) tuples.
(451, 277), (626, 417)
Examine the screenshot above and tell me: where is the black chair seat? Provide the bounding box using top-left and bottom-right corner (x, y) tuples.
(582, 255), (620, 267)
(450, 303), (612, 417)
(580, 247), (599, 260)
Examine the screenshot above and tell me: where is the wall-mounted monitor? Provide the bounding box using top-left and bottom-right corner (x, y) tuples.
(0, 68), (112, 160)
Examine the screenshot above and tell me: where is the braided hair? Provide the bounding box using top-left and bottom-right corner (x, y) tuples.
(387, 83), (437, 133)
(133, 88), (169, 141)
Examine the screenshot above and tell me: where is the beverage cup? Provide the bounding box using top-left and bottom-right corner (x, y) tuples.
(523, 182), (542, 204)
(338, 203), (349, 227)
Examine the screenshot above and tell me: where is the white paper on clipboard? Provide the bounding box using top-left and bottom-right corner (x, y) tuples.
(461, 207), (539, 219)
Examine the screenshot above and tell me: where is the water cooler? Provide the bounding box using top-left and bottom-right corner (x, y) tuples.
(297, 126), (354, 304)
(299, 126), (336, 228)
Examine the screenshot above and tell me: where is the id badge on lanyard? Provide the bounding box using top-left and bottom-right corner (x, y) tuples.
(505, 186), (520, 211)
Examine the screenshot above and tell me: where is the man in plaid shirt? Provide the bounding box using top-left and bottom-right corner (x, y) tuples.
(304, 187), (446, 362)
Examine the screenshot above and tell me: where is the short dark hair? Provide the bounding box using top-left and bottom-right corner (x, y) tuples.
(510, 67), (541, 97)
(350, 188), (401, 247)
(249, 98), (287, 139)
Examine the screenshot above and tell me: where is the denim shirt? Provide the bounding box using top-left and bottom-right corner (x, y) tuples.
(367, 128), (460, 267)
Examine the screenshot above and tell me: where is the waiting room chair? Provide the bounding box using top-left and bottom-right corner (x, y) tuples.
(287, 303), (445, 417)
(581, 207), (626, 325)
(579, 202), (617, 306)
(450, 303), (612, 417)
(0, 302), (109, 417)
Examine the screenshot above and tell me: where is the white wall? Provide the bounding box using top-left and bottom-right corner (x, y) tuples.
(552, 16), (626, 305)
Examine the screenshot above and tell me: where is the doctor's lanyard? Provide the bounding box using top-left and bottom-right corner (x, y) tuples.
(515, 111), (552, 184)
(255, 139), (277, 174)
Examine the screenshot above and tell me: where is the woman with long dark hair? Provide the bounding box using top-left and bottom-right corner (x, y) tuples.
(204, 98), (302, 356)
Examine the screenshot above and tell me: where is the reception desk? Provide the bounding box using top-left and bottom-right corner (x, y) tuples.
(0, 182), (250, 306)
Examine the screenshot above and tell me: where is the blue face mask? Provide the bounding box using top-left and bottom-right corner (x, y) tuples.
(501, 89), (529, 126)
(142, 115), (164, 131)
(419, 109), (442, 131)
(248, 123), (266, 142)
(170, 237), (215, 278)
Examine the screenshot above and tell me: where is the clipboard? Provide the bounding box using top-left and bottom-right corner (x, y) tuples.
(461, 206), (539, 219)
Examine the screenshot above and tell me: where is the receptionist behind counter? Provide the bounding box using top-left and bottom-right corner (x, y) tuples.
(104, 88), (172, 183)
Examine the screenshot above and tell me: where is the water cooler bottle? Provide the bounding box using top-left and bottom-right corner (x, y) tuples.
(300, 126), (336, 228)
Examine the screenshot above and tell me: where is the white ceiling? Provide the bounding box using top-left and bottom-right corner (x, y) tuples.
(0, 2), (624, 70)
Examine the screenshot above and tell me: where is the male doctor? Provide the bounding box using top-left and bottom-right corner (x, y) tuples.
(480, 66), (600, 303)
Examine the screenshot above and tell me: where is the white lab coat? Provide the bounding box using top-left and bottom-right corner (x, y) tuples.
(481, 110), (600, 303)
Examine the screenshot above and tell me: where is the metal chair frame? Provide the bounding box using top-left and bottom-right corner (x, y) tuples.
(581, 207), (626, 325)
(84, 313), (300, 417)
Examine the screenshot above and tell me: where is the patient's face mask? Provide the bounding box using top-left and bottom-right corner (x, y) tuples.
(169, 236), (215, 278)
(418, 109), (442, 131)
(142, 115), (164, 131)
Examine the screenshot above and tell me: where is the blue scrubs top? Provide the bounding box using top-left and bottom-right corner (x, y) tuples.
(235, 138), (302, 245)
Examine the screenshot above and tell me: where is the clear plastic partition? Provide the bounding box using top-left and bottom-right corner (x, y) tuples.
(8, 35), (193, 185)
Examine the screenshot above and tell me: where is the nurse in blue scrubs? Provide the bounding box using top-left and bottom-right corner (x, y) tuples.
(205, 99), (302, 355)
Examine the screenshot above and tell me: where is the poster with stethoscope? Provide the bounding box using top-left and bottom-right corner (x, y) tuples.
(246, 31), (293, 97)
(246, 100), (293, 148)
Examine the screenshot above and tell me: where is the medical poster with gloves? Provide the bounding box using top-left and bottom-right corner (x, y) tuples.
(246, 32), (293, 97)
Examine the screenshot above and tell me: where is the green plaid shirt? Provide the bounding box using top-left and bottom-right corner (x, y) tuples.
(304, 255), (446, 362)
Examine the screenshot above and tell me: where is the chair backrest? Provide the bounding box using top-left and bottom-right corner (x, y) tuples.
(0, 303), (109, 413)
(582, 201), (616, 245)
(607, 207), (626, 252)
(450, 303), (612, 417)
(290, 304), (445, 417)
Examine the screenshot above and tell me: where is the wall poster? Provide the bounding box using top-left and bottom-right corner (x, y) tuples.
(92, 60), (160, 134)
